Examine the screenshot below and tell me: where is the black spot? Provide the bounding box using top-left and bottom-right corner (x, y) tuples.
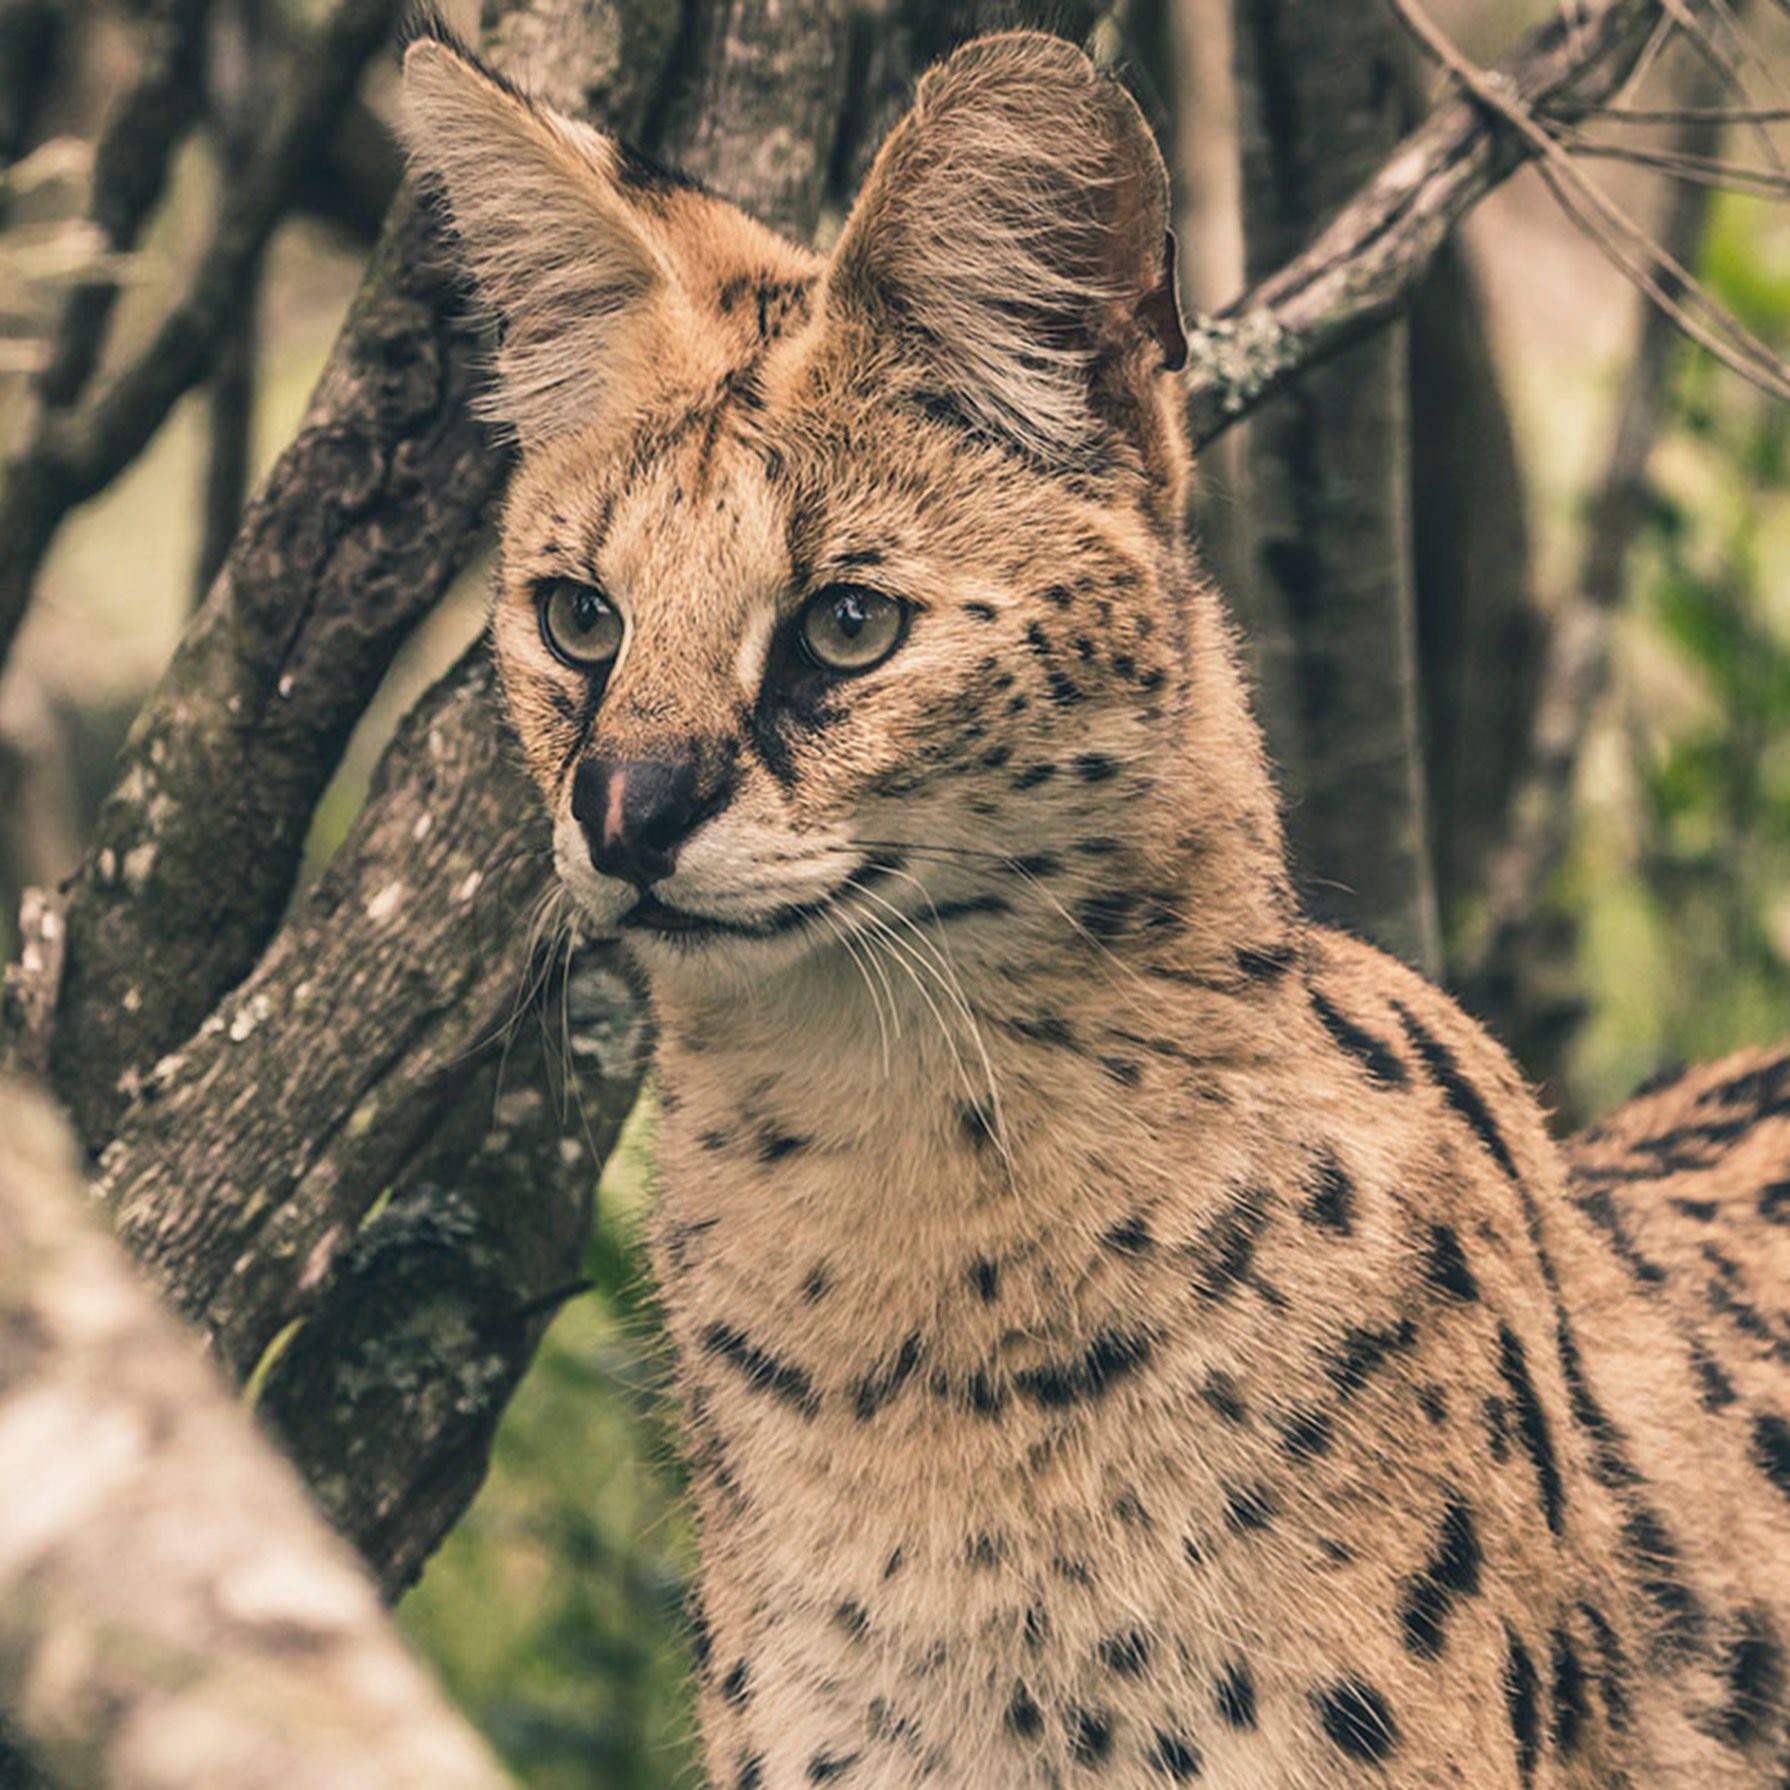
(613, 137), (705, 197)
(1011, 1011), (1075, 1048)
(1418, 1383), (1450, 1425)
(735, 1755), (763, 1790)
(1147, 1730), (1201, 1780)
(756, 1129), (809, 1165)
(1672, 1196), (1719, 1221)
(1010, 852), (1060, 877)
(927, 894), (1011, 925)
(834, 1600), (868, 1641)
(1316, 1679), (1401, 1763)
(969, 1256), (1000, 1302)
(721, 1660), (751, 1707)
(1190, 1183), (1272, 1302)
(1690, 1344), (1737, 1410)
(1619, 1505), (1704, 1656)
(1024, 1606), (1050, 1650)
(801, 1265), (830, 1304)
(1012, 762), (1057, 791)
(1282, 1410), (1333, 1460)
(1235, 939), (1297, 983)
(1328, 1317), (1417, 1399)
(1496, 1323), (1565, 1535)
(1078, 890), (1138, 940)
(1069, 1707), (1113, 1764)
(960, 1367), (1007, 1418)
(1580, 1602), (1632, 1732)
(1394, 1002), (1519, 1181)
(1100, 1055), (1143, 1088)
(1225, 1482), (1278, 1533)
(1098, 1630), (1151, 1676)
(1200, 1369), (1247, 1423)
(1215, 1661), (1256, 1729)
(967, 1531), (1003, 1569)
(853, 1331), (922, 1420)
(1014, 1331), (1151, 1407)
(1551, 1626), (1588, 1755)
(1503, 1627), (1541, 1784)
(1041, 584), (1074, 610)
(1113, 1490), (1152, 1528)
(1309, 988), (1407, 1086)
(1301, 1150), (1354, 1234)
(1481, 1393), (1508, 1456)
(701, 1322), (820, 1418)
(806, 1752), (859, 1782)
(960, 1100), (997, 1151)
(962, 600), (997, 621)
(981, 743), (1012, 768)
(1073, 752), (1120, 783)
(1399, 1494), (1482, 1658)
(1752, 1412), (1790, 1504)
(1719, 1610), (1784, 1745)
(687, 1594), (712, 1674)
(1103, 1215), (1154, 1254)
(1007, 1682), (1043, 1739)
(1424, 1224), (1480, 1301)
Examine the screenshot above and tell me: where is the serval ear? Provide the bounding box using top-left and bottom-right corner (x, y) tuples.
(827, 30), (1186, 464)
(400, 26), (676, 443)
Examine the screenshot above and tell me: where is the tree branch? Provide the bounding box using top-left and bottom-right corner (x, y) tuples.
(0, 0), (398, 685)
(1229, 0), (1442, 974)
(1184, 0), (1664, 447)
(1460, 28), (1736, 1095)
(0, 1076), (518, 1790)
(34, 0), (854, 1601)
(38, 0), (685, 1151)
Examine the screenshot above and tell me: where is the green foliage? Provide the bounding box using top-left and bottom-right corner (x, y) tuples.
(1569, 191), (1790, 1114)
(401, 1095), (700, 1790)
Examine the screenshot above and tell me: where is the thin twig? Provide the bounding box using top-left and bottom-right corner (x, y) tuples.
(1601, 100), (1790, 119)
(1568, 132), (1790, 196)
(1185, 0), (1664, 443)
(0, 0), (397, 683)
(1385, 0), (1790, 401)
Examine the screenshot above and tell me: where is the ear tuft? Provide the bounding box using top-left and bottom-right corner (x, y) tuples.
(400, 34), (665, 442)
(831, 31), (1183, 460)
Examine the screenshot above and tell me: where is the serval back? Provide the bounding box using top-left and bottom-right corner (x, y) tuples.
(402, 22), (1790, 1786)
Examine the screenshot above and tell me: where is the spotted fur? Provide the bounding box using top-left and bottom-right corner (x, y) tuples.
(404, 26), (1790, 1787)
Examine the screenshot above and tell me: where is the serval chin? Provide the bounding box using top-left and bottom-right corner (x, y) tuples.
(402, 23), (1790, 1787)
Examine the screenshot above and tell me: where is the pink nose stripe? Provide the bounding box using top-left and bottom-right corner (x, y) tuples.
(603, 769), (629, 852)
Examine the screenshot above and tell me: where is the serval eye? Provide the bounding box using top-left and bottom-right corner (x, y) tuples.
(538, 578), (623, 670)
(800, 584), (907, 674)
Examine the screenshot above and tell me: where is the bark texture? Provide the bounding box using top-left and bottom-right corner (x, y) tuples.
(9, 0), (853, 1610)
(0, 1077), (517, 1790)
(1463, 46), (1733, 1094)
(1183, 0), (1664, 448)
(0, 0), (399, 681)
(50, 186), (508, 1148)
(1232, 0), (1440, 972)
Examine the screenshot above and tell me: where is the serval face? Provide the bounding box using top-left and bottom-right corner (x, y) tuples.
(402, 27), (1194, 991)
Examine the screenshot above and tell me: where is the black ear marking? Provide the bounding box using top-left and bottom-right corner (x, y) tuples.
(1137, 231), (1188, 371)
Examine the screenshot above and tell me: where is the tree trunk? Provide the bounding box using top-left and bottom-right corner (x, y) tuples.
(0, 1077), (517, 1790)
(1231, 0), (1440, 974)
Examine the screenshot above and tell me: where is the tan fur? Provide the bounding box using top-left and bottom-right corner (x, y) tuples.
(403, 28), (1790, 1788)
